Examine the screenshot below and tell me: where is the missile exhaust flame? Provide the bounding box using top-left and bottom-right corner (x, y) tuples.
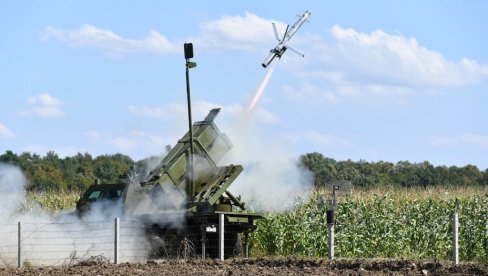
(246, 67), (274, 113)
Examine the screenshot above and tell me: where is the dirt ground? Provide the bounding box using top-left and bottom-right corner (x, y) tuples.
(2, 258), (487, 275)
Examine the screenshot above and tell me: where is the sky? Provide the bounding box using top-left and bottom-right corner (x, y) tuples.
(1, 1), (487, 170)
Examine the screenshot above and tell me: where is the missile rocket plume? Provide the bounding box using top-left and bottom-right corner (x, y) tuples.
(246, 67), (274, 113)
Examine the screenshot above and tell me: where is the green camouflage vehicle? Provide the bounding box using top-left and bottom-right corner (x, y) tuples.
(75, 109), (261, 258)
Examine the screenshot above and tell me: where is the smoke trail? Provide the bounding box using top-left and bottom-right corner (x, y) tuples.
(245, 67), (274, 113)
(222, 65), (314, 212)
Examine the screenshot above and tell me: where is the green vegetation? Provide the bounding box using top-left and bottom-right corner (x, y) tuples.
(300, 152), (488, 188)
(2, 150), (488, 261)
(30, 185), (488, 262)
(2, 150), (487, 192)
(0, 150), (135, 192)
(252, 187), (488, 262)
(28, 191), (80, 211)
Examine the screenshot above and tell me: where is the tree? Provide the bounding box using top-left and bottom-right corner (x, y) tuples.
(94, 154), (133, 183)
(0, 150), (20, 165)
(28, 163), (66, 192)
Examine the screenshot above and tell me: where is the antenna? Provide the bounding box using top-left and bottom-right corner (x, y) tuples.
(184, 43), (197, 197)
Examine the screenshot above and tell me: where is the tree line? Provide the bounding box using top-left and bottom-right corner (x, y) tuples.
(1, 150), (487, 192)
(0, 150), (135, 192)
(300, 152), (488, 188)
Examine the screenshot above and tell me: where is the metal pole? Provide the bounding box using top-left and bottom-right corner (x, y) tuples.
(328, 223), (334, 260)
(201, 225), (206, 259)
(245, 232), (249, 258)
(326, 209), (335, 260)
(18, 221), (22, 268)
(185, 58), (194, 197)
(453, 210), (459, 265)
(114, 217), (120, 264)
(218, 214), (224, 261)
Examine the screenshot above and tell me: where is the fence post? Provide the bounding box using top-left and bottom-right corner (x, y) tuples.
(218, 213), (224, 261)
(328, 224), (335, 259)
(18, 221), (22, 268)
(327, 210), (335, 260)
(244, 232), (249, 258)
(114, 217), (119, 264)
(453, 202), (459, 265)
(201, 224), (206, 259)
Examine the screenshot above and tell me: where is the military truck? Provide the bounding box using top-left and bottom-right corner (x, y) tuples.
(75, 108), (261, 258)
(74, 183), (126, 217)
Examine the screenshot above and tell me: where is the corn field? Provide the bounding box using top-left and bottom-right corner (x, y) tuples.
(252, 189), (488, 262)
(26, 188), (488, 262)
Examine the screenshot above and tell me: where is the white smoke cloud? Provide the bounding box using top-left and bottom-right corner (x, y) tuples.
(0, 123), (15, 139)
(0, 163), (27, 221)
(126, 100), (310, 212)
(220, 111), (314, 212)
(0, 163), (148, 265)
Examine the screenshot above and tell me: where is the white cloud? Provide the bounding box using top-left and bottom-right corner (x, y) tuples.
(325, 25), (488, 87)
(430, 133), (488, 148)
(195, 12), (284, 51)
(24, 93), (65, 118)
(283, 25), (488, 105)
(41, 12), (283, 55)
(41, 25), (178, 56)
(0, 123), (15, 139)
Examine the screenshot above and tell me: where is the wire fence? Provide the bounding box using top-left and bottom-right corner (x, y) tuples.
(0, 214), (250, 267)
(0, 219), (149, 267)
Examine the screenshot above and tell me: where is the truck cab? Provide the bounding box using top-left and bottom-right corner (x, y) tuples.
(76, 183), (126, 217)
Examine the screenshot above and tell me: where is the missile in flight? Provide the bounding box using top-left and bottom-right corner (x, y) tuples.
(261, 10), (311, 68)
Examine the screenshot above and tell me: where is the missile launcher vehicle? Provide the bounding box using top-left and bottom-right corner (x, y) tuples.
(75, 108), (261, 258)
(125, 108), (261, 258)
